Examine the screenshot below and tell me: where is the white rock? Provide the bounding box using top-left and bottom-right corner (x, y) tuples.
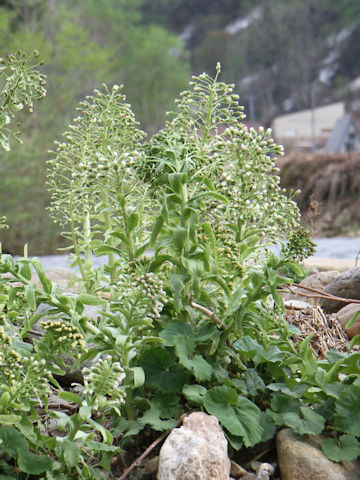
(157, 412), (230, 480)
(284, 299), (313, 310)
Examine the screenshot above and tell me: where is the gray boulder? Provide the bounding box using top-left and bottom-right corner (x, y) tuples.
(321, 267), (360, 312)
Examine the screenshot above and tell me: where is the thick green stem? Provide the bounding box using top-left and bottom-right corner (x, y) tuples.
(102, 190), (116, 280)
(121, 197), (135, 261)
(69, 198), (87, 282)
(83, 210), (93, 269)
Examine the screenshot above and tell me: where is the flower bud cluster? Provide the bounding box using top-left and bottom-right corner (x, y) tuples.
(47, 83), (145, 225)
(282, 227), (316, 261)
(82, 354), (126, 401)
(116, 270), (168, 320)
(0, 216), (8, 229)
(20, 356), (52, 398)
(173, 67), (246, 141)
(0, 340), (51, 401)
(1, 50), (46, 115)
(41, 320), (87, 356)
(203, 122), (301, 248)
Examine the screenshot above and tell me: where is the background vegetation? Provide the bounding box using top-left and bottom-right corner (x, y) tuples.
(0, 0), (359, 254)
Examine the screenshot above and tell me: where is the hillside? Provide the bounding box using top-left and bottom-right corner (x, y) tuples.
(142, 0), (360, 124)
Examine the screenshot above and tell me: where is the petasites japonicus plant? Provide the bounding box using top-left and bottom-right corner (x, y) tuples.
(1, 63), (358, 479)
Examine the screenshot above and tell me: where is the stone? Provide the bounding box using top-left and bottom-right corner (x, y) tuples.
(277, 428), (360, 480)
(282, 270), (339, 306)
(321, 267), (360, 312)
(336, 303), (360, 338)
(284, 299), (313, 310)
(157, 412), (231, 480)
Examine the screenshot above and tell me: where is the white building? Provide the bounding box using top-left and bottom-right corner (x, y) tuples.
(272, 102), (345, 150)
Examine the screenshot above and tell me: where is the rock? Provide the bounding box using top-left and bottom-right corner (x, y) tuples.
(157, 412), (231, 480)
(277, 428), (360, 480)
(336, 303), (360, 338)
(284, 299), (313, 310)
(321, 267), (360, 312)
(282, 270), (339, 306)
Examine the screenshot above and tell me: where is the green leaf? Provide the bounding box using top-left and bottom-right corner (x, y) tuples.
(335, 385), (360, 436)
(79, 406), (92, 420)
(150, 215), (164, 246)
(259, 411), (277, 442)
(225, 287), (246, 316)
(130, 366), (145, 388)
(322, 435), (360, 462)
(174, 336), (213, 381)
(160, 322), (193, 346)
(139, 407), (177, 431)
(168, 172), (188, 194)
(0, 426), (52, 474)
(32, 259), (53, 294)
(85, 440), (121, 453)
(245, 368), (266, 396)
(17, 449), (52, 475)
(191, 190), (229, 204)
(108, 231), (131, 247)
(58, 391), (82, 406)
(270, 393), (300, 415)
(0, 415), (21, 425)
(286, 407), (325, 435)
(134, 240), (150, 257)
(20, 262), (32, 281)
(204, 386), (263, 447)
(182, 384), (207, 406)
(24, 284), (36, 311)
(77, 293), (106, 306)
(95, 245), (123, 256)
(127, 212), (139, 233)
(201, 222), (216, 248)
(139, 347), (189, 393)
(301, 344), (318, 381)
(172, 226), (187, 250)
(149, 254), (181, 272)
(62, 438), (81, 468)
(267, 382), (307, 399)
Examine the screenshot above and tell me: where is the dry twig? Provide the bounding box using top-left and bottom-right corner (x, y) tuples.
(283, 282), (360, 305)
(189, 291), (226, 328)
